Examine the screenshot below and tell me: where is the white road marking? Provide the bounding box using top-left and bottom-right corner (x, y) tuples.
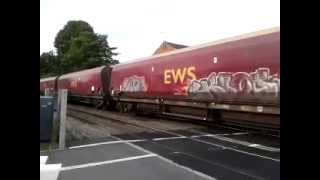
(110, 135), (218, 180)
(189, 129), (280, 153)
(68, 107), (279, 163)
(202, 135), (280, 152)
(174, 151), (265, 180)
(190, 137), (280, 162)
(205, 132), (250, 136)
(40, 164), (62, 180)
(190, 134), (213, 138)
(230, 132), (250, 136)
(190, 132), (249, 138)
(153, 136), (187, 141)
(249, 144), (280, 152)
(206, 133), (231, 136)
(40, 156), (48, 164)
(205, 135), (253, 146)
(61, 154), (157, 171)
(69, 139), (147, 149)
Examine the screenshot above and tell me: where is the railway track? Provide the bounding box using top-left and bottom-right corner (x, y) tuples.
(71, 102), (279, 138)
(65, 105), (280, 180)
(66, 105), (280, 161)
(158, 113), (280, 138)
(67, 106), (189, 138)
(67, 104), (279, 147)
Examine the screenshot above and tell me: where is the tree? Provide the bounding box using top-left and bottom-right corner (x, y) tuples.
(53, 20), (118, 74)
(40, 51), (58, 77)
(54, 20), (94, 56)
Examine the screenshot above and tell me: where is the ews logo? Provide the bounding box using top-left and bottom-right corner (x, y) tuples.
(164, 66), (197, 84)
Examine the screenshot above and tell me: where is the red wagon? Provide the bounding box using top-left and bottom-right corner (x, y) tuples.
(40, 76), (58, 96)
(57, 66), (112, 107)
(110, 28), (279, 112)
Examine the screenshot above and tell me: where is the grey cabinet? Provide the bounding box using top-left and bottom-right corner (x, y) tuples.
(40, 96), (54, 142)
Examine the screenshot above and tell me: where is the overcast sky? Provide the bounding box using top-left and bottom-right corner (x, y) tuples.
(40, 0), (280, 63)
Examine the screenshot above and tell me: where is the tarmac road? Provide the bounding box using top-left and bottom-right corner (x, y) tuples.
(41, 107), (280, 180)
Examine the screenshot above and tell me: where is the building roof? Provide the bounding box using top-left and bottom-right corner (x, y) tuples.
(153, 41), (188, 55)
(164, 41), (188, 49)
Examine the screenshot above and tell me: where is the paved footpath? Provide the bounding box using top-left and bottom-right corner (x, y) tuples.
(40, 136), (217, 180)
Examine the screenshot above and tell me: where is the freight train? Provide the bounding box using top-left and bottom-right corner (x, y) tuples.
(40, 27), (280, 130)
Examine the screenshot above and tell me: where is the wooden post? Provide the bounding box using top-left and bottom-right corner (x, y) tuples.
(58, 89), (68, 150)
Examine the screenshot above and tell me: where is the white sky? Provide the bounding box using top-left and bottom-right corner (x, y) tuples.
(40, 0), (280, 63)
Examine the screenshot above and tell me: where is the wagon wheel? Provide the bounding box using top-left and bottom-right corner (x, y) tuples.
(115, 102), (123, 112)
(115, 102), (133, 113)
(94, 100), (104, 109)
(124, 103), (133, 113)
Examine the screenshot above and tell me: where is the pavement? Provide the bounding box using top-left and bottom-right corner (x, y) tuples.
(41, 133), (280, 180)
(41, 106), (280, 180)
(40, 136), (215, 180)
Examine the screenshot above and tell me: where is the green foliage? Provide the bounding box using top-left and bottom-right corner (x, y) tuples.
(54, 20), (94, 55)
(41, 20), (119, 77)
(40, 51), (58, 78)
(60, 32), (119, 72)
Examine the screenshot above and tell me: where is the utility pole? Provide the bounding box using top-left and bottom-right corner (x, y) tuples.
(58, 89), (68, 150)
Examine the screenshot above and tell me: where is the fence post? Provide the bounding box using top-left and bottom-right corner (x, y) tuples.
(58, 89), (68, 150)
(51, 92), (59, 145)
(44, 89), (49, 96)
